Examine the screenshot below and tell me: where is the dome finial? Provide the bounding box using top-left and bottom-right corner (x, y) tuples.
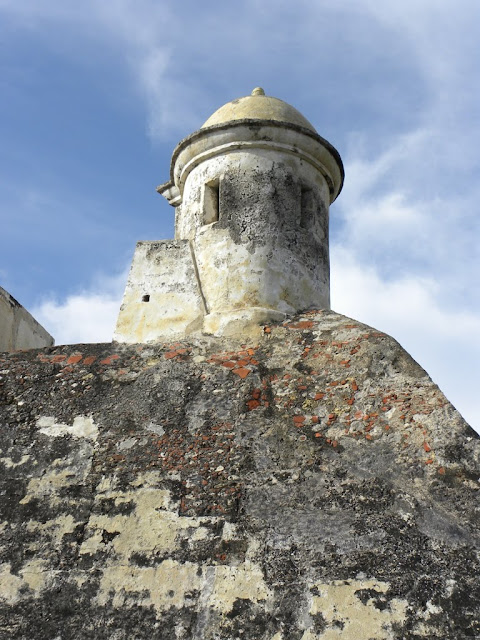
(251, 87), (265, 96)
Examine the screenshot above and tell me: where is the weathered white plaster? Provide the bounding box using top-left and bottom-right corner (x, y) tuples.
(0, 559), (51, 604)
(114, 240), (205, 343)
(37, 415), (98, 441)
(305, 579), (408, 639)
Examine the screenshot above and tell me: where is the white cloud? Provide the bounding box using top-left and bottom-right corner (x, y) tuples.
(335, 128), (480, 311)
(32, 270), (126, 345)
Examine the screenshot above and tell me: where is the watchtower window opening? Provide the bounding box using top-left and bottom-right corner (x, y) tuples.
(203, 178), (220, 225)
(300, 186), (314, 230)
(142, 294), (150, 302)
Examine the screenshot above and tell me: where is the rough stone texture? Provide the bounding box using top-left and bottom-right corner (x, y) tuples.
(0, 310), (478, 639)
(0, 286), (53, 352)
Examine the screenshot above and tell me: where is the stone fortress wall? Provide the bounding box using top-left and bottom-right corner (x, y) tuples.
(0, 311), (479, 638)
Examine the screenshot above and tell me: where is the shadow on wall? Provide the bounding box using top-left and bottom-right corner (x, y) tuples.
(0, 286), (54, 351)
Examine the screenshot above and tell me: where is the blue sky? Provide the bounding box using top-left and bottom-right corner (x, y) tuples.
(1, 0), (479, 432)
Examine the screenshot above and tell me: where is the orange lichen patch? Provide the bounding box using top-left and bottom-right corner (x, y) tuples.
(344, 324), (358, 329)
(232, 367), (250, 379)
(350, 346), (360, 355)
(423, 442), (432, 453)
(425, 458), (434, 465)
(365, 434), (373, 441)
(311, 416), (319, 424)
(437, 467), (446, 475)
(346, 398), (355, 406)
(101, 354), (120, 365)
(287, 320), (314, 329)
(314, 432), (323, 438)
(354, 410), (363, 420)
(208, 348), (258, 378)
(263, 326), (272, 334)
(247, 388), (263, 411)
(351, 381), (359, 391)
(340, 359), (350, 366)
(164, 347), (190, 360)
(67, 354), (83, 365)
(51, 355), (67, 363)
(83, 355), (96, 365)
(314, 392), (325, 400)
(293, 415), (306, 426)
(325, 438), (339, 447)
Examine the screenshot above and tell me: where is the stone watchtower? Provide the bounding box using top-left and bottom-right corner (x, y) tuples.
(114, 88), (344, 342)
